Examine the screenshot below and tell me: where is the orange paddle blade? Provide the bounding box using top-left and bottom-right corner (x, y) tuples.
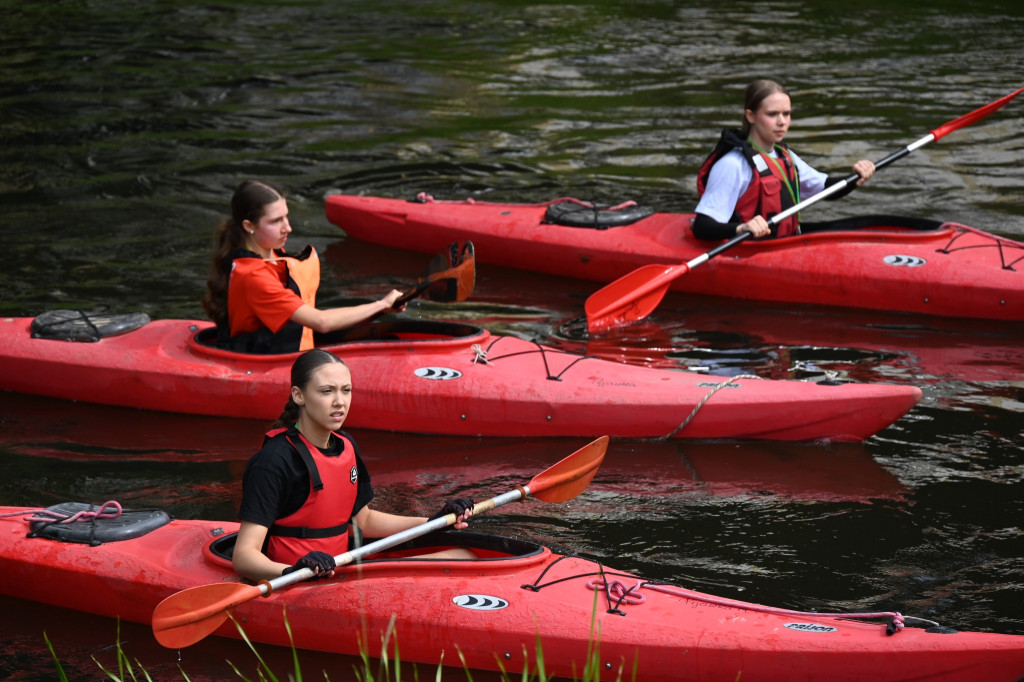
(528, 435), (608, 502)
(397, 241), (476, 305)
(152, 581), (262, 648)
(446, 241), (476, 302)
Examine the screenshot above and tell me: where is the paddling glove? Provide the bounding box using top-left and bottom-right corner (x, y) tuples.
(283, 551), (336, 579)
(428, 498), (475, 523)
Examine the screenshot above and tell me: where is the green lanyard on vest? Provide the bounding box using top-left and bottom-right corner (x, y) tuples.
(748, 138), (800, 207)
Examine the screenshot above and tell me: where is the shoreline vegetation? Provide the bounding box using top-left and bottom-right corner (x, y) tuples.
(44, 613), (633, 682)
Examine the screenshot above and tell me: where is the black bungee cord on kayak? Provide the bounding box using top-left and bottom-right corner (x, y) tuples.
(471, 337), (596, 381)
(519, 553), (952, 637)
(938, 224), (1024, 270)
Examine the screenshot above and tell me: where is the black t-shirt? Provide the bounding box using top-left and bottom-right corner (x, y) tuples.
(238, 429), (374, 529)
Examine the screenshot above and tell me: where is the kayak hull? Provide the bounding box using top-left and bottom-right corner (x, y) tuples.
(0, 316), (920, 441)
(1, 504), (1022, 682)
(324, 194), (1024, 321)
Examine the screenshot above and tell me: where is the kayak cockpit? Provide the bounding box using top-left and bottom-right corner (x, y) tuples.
(188, 318), (490, 360)
(203, 530), (550, 574)
(800, 214), (944, 234)
(314, 318), (486, 346)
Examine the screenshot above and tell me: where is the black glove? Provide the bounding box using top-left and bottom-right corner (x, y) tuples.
(428, 498), (474, 522)
(282, 551), (336, 579)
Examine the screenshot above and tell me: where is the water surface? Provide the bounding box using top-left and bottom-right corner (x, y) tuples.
(1, 1), (1023, 679)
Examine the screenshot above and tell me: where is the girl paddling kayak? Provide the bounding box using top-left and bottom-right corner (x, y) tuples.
(233, 348), (475, 582)
(203, 180), (406, 354)
(694, 79), (875, 240)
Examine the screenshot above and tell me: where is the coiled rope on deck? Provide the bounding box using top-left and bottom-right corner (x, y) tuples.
(6, 501), (125, 546)
(1, 500), (124, 524)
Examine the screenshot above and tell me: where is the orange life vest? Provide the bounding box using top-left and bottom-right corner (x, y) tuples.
(222, 245), (320, 353)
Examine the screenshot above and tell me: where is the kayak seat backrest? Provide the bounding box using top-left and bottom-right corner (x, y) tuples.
(205, 530), (543, 564)
(27, 502), (171, 545)
(30, 310), (151, 342)
(543, 200), (655, 229)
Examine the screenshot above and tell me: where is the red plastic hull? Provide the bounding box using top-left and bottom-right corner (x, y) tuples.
(1, 506), (1022, 682)
(324, 194), (1024, 321)
(0, 317), (920, 441)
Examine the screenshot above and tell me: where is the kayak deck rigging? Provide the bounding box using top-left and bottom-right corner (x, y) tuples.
(470, 334), (596, 380)
(939, 225), (1024, 270)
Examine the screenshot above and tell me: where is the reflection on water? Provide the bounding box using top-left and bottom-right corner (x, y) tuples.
(2, 0), (1024, 677)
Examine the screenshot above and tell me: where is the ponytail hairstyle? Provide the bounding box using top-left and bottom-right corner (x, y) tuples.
(740, 79), (789, 136)
(201, 179), (285, 327)
(272, 349), (349, 429)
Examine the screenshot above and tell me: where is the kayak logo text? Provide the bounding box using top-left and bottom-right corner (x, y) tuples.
(415, 367), (463, 380)
(784, 623), (837, 633)
(883, 255), (927, 267)
(453, 594), (509, 611)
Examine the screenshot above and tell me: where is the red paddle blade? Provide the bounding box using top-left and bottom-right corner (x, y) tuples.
(585, 264), (685, 335)
(152, 581), (262, 648)
(931, 84), (1024, 141)
(528, 436), (608, 502)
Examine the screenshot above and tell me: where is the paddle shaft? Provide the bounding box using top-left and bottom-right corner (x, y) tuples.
(765, 132), (936, 228)
(257, 488), (526, 592)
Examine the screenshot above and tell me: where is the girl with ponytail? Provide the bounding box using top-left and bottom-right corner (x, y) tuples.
(203, 180), (406, 354)
(234, 349), (476, 582)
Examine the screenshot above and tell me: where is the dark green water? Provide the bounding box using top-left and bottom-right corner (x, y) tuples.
(2, 1), (1023, 679)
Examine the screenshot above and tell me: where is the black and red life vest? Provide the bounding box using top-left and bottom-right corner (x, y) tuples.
(697, 128), (801, 237)
(264, 427), (359, 566)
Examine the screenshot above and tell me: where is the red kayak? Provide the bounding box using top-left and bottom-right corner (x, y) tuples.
(1, 501), (1022, 682)
(324, 194), (1024, 321)
(0, 313), (920, 442)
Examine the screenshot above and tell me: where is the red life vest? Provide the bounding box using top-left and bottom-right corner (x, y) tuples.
(265, 427), (359, 566)
(697, 129), (801, 237)
(221, 245), (321, 354)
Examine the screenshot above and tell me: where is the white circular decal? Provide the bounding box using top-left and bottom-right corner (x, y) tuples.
(453, 594), (509, 611)
(784, 622), (837, 633)
(414, 367), (463, 380)
(883, 255), (926, 267)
